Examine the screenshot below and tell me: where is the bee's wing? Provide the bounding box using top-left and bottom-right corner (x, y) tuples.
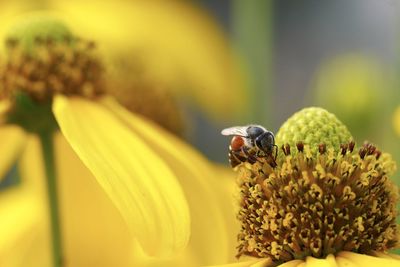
(221, 126), (249, 137)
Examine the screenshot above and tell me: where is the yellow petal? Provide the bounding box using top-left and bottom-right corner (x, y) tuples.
(338, 251), (400, 267)
(279, 260), (305, 267)
(55, 133), (136, 266)
(0, 136), (51, 267)
(335, 255), (358, 267)
(304, 255), (337, 267)
(52, 95), (190, 257)
(52, 0), (249, 120)
(102, 97), (235, 265)
(0, 125), (26, 182)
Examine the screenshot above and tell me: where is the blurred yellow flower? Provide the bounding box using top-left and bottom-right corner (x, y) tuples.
(0, 0), (249, 122)
(0, 15), (191, 261)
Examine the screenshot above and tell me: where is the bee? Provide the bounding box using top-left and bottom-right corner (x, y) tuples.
(221, 125), (277, 168)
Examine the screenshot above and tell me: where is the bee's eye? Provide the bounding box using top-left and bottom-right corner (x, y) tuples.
(247, 126), (264, 138)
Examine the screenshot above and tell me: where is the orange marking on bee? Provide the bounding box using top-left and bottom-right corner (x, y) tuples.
(230, 136), (244, 151)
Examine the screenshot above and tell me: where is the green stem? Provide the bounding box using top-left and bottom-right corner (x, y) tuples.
(40, 131), (62, 267)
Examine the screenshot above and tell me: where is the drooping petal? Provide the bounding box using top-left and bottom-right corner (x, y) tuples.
(55, 133), (136, 266)
(0, 125), (26, 182)
(52, 95), (190, 257)
(0, 135), (51, 267)
(102, 97), (235, 265)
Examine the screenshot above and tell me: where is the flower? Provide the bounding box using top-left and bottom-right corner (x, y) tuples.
(210, 107), (400, 267)
(0, 0), (249, 122)
(0, 14), (191, 259)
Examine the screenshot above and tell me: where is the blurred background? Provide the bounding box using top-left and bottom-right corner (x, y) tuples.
(1, 0), (399, 167)
(1, 0), (400, 265)
(198, 0), (400, 167)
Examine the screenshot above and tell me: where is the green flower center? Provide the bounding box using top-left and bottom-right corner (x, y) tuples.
(275, 107), (353, 156)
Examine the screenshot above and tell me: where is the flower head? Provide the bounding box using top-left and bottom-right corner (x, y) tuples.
(229, 107), (399, 266)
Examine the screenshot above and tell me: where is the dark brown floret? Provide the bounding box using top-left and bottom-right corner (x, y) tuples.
(282, 144), (291, 156)
(235, 142), (399, 264)
(318, 143), (326, 154)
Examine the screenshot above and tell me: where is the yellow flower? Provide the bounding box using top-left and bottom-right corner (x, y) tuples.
(0, 0), (249, 122)
(1, 15), (191, 260)
(211, 107), (400, 267)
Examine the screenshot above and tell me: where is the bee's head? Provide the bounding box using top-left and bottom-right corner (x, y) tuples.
(255, 131), (275, 153)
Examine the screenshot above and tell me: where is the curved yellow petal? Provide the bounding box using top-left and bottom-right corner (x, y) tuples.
(0, 136), (51, 267)
(0, 125), (27, 182)
(104, 98), (238, 265)
(52, 0), (248, 120)
(52, 95), (190, 257)
(55, 133), (136, 266)
(102, 97), (234, 265)
(337, 251), (400, 267)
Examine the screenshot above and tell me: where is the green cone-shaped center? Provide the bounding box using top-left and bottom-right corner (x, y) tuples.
(6, 14), (73, 53)
(275, 107), (353, 155)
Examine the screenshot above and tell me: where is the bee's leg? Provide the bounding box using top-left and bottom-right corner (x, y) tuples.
(265, 145), (278, 168)
(242, 146), (258, 164)
(230, 149), (246, 167)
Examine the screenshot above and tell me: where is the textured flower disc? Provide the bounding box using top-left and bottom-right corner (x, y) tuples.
(232, 107), (399, 265)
